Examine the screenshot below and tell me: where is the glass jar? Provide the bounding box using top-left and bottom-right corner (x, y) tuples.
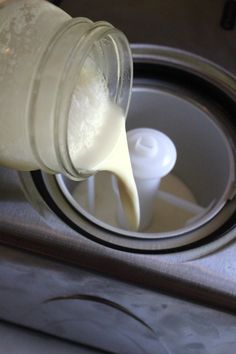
(0, 0), (132, 179)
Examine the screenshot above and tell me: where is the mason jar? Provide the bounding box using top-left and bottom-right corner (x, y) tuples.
(0, 0), (132, 179)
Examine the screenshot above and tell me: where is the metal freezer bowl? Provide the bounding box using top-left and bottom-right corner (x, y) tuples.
(1, 0), (236, 352)
(50, 47), (236, 250)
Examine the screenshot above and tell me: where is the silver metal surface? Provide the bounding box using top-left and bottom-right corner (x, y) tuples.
(0, 321), (98, 354)
(0, 243), (236, 353)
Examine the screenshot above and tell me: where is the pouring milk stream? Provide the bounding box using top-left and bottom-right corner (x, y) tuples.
(67, 58), (140, 230)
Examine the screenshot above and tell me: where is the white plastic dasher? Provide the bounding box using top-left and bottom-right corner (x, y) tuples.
(114, 128), (177, 230)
